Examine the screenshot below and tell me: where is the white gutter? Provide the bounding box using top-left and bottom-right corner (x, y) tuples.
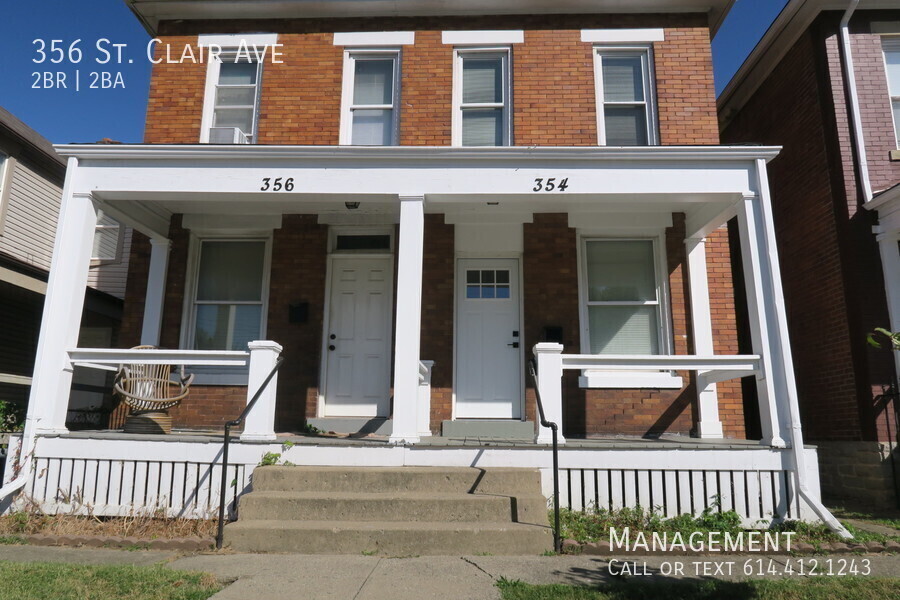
(840, 0), (874, 203)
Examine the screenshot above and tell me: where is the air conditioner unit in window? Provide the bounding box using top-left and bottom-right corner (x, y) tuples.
(208, 127), (250, 144)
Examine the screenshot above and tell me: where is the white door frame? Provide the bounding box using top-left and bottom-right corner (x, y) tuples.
(451, 255), (526, 421)
(317, 230), (395, 418)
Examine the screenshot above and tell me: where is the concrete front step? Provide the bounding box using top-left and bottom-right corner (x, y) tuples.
(224, 520), (554, 555)
(252, 466), (543, 495)
(238, 490), (549, 524)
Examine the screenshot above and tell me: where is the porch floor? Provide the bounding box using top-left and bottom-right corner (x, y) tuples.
(54, 429), (781, 450)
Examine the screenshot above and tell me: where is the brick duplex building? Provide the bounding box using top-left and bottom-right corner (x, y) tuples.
(1, 0), (847, 538)
(719, 0), (900, 509)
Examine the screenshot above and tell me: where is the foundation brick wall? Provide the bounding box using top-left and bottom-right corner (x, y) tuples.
(817, 441), (899, 509)
(126, 11), (746, 435)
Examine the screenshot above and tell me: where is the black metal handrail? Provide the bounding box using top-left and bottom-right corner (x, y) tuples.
(216, 356), (284, 550)
(528, 357), (561, 553)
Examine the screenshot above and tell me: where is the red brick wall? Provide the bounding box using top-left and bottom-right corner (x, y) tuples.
(420, 215), (454, 431)
(146, 13), (720, 146)
(721, 14), (898, 443)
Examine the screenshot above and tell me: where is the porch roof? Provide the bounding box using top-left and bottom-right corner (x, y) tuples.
(55, 143), (781, 240)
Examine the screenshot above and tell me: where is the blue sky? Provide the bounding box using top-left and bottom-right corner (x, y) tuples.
(0, 0), (788, 144)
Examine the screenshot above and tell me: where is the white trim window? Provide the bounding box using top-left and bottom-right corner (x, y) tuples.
(187, 238), (271, 351)
(200, 53), (263, 144)
(90, 209), (123, 264)
(579, 239), (667, 355)
(592, 47), (657, 146)
(883, 38), (900, 148)
(452, 48), (512, 146)
(340, 50), (401, 145)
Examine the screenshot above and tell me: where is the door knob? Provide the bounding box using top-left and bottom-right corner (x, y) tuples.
(329, 345), (336, 351)
(507, 342), (519, 348)
(330, 334), (336, 340)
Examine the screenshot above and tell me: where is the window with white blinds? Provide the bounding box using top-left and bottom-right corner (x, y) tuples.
(883, 38), (900, 148)
(190, 239), (269, 351)
(581, 239), (663, 354)
(341, 51), (400, 145)
(593, 48), (656, 146)
(453, 49), (510, 146)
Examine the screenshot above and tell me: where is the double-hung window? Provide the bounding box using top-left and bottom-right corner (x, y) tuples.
(189, 239), (269, 351)
(91, 210), (123, 264)
(340, 51), (400, 145)
(884, 38), (900, 148)
(593, 48), (656, 146)
(200, 54), (263, 144)
(580, 239), (664, 355)
(453, 49), (511, 146)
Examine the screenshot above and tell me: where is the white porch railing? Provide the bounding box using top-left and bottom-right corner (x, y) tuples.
(67, 341), (283, 441)
(417, 360), (434, 439)
(533, 343), (761, 444)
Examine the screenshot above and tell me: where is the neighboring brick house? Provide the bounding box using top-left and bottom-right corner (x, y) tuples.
(2, 0), (847, 537)
(719, 0), (900, 508)
(0, 106), (132, 431)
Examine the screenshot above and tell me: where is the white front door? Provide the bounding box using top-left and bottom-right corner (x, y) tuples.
(455, 258), (522, 419)
(323, 257), (393, 417)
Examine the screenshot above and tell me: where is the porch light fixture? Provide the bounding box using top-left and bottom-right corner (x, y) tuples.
(345, 201), (360, 210)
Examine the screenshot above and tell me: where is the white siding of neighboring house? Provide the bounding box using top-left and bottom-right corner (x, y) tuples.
(0, 157), (59, 272)
(0, 156), (131, 299)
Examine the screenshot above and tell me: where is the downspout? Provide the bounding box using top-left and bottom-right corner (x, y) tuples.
(0, 415), (40, 511)
(754, 160), (852, 538)
(840, 0), (874, 203)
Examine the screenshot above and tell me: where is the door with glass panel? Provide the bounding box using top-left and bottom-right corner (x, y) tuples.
(455, 259), (522, 419)
(323, 257), (393, 417)
(191, 240), (267, 350)
(581, 240), (662, 356)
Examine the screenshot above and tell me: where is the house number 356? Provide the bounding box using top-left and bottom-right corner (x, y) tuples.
(260, 177), (294, 191)
(533, 177), (569, 192)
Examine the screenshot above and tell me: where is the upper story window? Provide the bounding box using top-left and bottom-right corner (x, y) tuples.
(199, 34), (276, 144)
(340, 51), (400, 145)
(883, 38), (900, 148)
(593, 47), (657, 146)
(452, 48), (511, 146)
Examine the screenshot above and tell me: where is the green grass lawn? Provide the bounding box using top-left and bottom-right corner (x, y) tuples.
(0, 562), (221, 600)
(497, 577), (900, 600)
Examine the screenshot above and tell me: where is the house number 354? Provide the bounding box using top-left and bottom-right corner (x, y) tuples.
(260, 177), (294, 191)
(533, 178), (569, 192)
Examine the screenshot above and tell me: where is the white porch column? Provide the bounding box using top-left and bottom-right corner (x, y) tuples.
(389, 195), (425, 444)
(876, 232), (900, 387)
(533, 343), (567, 445)
(140, 238), (171, 346)
(737, 193), (787, 447)
(27, 166), (98, 435)
(685, 237), (724, 438)
(240, 340), (282, 442)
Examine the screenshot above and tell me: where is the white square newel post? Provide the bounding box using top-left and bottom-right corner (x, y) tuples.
(389, 195), (425, 444)
(240, 341), (283, 442)
(27, 165), (98, 435)
(533, 343), (567, 445)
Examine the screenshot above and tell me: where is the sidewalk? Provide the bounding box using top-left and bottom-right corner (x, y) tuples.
(1, 546), (899, 600)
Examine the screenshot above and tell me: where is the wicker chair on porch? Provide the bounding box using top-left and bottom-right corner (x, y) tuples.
(114, 345), (194, 434)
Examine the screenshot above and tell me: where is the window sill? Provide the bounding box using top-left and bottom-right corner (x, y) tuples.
(579, 370), (683, 389)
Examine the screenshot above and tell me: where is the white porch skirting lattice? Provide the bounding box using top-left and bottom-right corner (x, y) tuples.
(3, 435), (821, 527)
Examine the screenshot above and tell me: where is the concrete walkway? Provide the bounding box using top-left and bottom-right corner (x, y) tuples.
(2, 547), (900, 599)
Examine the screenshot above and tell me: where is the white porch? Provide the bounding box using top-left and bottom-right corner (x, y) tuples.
(1, 144), (845, 532)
